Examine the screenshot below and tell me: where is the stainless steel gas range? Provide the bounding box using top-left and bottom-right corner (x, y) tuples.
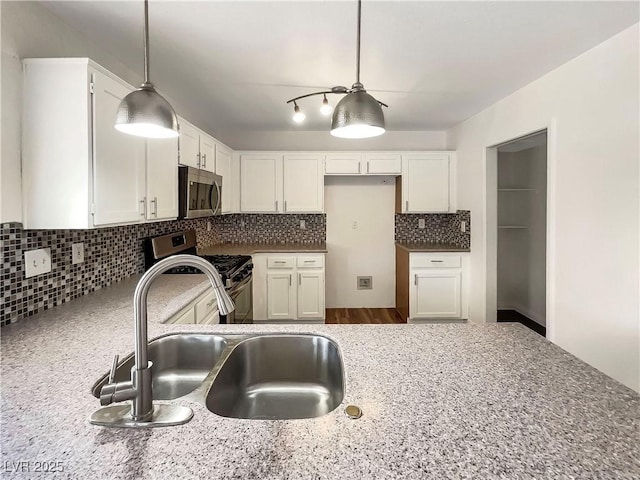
(144, 230), (253, 324)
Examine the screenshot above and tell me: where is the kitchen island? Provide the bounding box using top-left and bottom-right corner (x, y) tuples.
(1, 275), (638, 479)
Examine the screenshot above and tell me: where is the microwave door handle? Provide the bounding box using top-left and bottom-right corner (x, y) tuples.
(211, 182), (221, 214)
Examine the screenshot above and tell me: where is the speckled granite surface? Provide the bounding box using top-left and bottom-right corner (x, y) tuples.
(199, 243), (327, 255)
(1, 277), (638, 479)
(396, 241), (471, 252)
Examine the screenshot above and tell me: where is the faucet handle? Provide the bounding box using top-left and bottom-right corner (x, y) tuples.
(109, 354), (119, 384)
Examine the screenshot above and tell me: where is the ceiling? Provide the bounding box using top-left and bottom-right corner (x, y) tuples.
(41, 1), (639, 135)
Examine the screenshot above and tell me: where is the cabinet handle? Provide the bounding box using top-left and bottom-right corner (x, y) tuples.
(414, 274), (418, 285)
(284, 200), (287, 212)
(367, 161), (370, 173)
(358, 162), (361, 174)
(275, 200), (278, 211)
(405, 200), (409, 211)
(298, 273), (302, 285)
(289, 275), (292, 286)
(303, 260), (314, 263)
(274, 261), (286, 264)
(140, 198), (146, 217)
(150, 197), (158, 216)
(202, 153), (207, 168)
(430, 260), (444, 263)
(206, 299), (216, 308)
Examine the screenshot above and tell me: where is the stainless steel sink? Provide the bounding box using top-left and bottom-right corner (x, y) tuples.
(92, 333), (227, 401)
(205, 335), (345, 420)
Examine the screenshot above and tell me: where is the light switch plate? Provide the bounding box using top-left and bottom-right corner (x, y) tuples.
(24, 248), (52, 278)
(72, 243), (85, 265)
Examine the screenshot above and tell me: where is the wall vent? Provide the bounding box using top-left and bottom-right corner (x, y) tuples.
(357, 276), (373, 290)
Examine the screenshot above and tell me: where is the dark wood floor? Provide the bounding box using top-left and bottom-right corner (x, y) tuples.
(325, 308), (406, 324)
(497, 309), (546, 336)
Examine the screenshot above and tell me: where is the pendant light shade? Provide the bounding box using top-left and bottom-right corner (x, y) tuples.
(330, 85), (385, 138)
(115, 84), (179, 138)
(115, 0), (179, 139)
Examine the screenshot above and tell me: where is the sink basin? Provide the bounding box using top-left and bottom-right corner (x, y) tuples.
(92, 333), (227, 400)
(206, 335), (344, 420)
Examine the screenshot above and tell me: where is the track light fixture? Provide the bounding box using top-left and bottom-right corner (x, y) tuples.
(285, 0), (387, 138)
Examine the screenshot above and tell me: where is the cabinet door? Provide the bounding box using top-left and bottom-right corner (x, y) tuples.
(411, 271), (461, 318)
(216, 144), (232, 214)
(199, 133), (216, 173)
(195, 290), (218, 323)
(240, 155), (282, 212)
(402, 154), (451, 213)
(172, 307), (196, 324)
(92, 72), (146, 226)
(283, 154), (324, 213)
(364, 153), (401, 175)
(146, 138), (178, 221)
(297, 271), (325, 319)
(325, 153), (362, 175)
(178, 118), (200, 169)
(267, 273), (295, 320)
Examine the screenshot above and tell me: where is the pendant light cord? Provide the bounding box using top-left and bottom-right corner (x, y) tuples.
(143, 0), (150, 84)
(356, 0), (361, 84)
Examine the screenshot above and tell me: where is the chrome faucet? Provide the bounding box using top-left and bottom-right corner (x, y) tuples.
(90, 254), (235, 428)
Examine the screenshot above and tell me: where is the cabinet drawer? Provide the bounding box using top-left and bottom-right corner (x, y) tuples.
(267, 256), (295, 268)
(172, 307), (195, 324)
(412, 255), (461, 269)
(296, 255), (324, 268)
(195, 290), (217, 323)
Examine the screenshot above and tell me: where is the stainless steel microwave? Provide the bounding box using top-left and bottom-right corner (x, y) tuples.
(178, 166), (222, 219)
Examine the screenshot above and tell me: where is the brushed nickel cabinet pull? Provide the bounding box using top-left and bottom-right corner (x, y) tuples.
(140, 198), (146, 217)
(406, 200), (409, 211)
(275, 200), (279, 211)
(298, 273), (302, 285)
(414, 274), (418, 285)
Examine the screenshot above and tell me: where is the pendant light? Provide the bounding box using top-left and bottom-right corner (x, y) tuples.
(115, 0), (179, 139)
(286, 0), (387, 138)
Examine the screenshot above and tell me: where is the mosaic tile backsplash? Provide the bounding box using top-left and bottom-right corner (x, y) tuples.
(0, 214), (325, 326)
(395, 210), (471, 248)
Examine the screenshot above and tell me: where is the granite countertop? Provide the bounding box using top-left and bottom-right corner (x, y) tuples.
(396, 241), (471, 253)
(199, 243), (328, 255)
(1, 278), (638, 479)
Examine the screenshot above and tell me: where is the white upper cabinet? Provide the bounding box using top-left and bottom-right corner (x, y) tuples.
(178, 118), (215, 173)
(92, 72), (146, 226)
(240, 154), (282, 213)
(22, 58), (156, 229)
(178, 118), (200, 169)
(215, 143), (233, 214)
(364, 153), (402, 175)
(199, 133), (216, 173)
(283, 154), (324, 213)
(146, 137), (179, 221)
(324, 153), (362, 175)
(401, 153), (456, 213)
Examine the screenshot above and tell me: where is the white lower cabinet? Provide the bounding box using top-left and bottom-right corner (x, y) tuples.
(297, 271), (325, 319)
(267, 273), (296, 320)
(408, 253), (468, 322)
(253, 253), (325, 322)
(166, 288), (219, 325)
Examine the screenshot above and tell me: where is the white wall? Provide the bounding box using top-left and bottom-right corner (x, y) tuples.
(216, 130), (447, 152)
(497, 144), (547, 325)
(447, 24), (639, 391)
(325, 176), (396, 308)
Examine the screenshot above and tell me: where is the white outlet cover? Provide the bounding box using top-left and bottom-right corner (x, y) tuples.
(300, 220), (306, 230)
(24, 248), (52, 278)
(418, 219), (426, 229)
(72, 243), (85, 265)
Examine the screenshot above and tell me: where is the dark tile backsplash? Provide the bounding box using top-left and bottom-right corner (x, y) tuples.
(1, 210), (469, 326)
(0, 214), (326, 326)
(395, 210), (470, 247)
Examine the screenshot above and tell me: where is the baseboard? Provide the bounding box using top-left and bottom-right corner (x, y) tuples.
(252, 319), (325, 324)
(497, 309), (546, 337)
(408, 318), (468, 324)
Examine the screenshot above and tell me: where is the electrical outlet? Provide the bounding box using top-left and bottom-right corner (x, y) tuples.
(72, 243), (84, 265)
(418, 218), (426, 229)
(240, 220), (245, 228)
(352, 221), (358, 229)
(300, 220), (306, 230)
(207, 220), (212, 232)
(24, 248), (52, 278)
(461, 221), (467, 233)
(357, 276), (373, 290)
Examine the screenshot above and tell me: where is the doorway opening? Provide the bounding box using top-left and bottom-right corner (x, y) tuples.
(495, 131), (548, 336)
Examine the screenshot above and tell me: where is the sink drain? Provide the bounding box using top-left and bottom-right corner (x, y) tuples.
(345, 405), (362, 419)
